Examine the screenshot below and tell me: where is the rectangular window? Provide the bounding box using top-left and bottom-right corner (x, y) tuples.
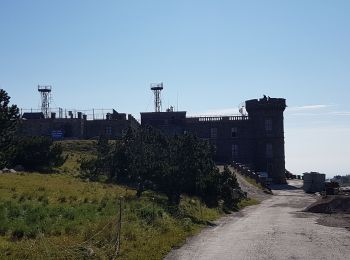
(266, 143), (273, 158)
(121, 129), (127, 137)
(231, 127), (238, 138)
(212, 144), (217, 154)
(210, 128), (217, 139)
(105, 126), (112, 135)
(265, 119), (272, 132)
(232, 144), (239, 159)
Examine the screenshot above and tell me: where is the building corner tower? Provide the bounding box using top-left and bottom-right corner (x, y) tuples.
(245, 96), (287, 184)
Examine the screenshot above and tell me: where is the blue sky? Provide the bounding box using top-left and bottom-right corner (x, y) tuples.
(1, 0), (349, 177)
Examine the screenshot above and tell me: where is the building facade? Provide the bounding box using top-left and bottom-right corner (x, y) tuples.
(19, 110), (139, 139)
(19, 96), (287, 183)
(141, 96), (287, 183)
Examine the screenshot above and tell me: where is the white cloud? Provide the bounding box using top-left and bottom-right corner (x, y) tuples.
(285, 104), (350, 117)
(328, 111), (350, 116)
(287, 104), (332, 111)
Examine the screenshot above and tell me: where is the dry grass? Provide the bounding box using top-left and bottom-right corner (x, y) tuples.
(0, 173), (221, 259)
(0, 140), (253, 259)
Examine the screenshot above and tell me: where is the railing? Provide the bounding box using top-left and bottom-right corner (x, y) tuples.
(187, 115), (249, 123)
(20, 108), (139, 121)
(231, 161), (271, 190)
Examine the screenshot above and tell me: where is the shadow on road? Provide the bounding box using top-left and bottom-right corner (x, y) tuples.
(270, 184), (301, 190)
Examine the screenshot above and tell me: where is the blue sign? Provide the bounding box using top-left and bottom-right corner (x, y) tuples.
(51, 130), (64, 139)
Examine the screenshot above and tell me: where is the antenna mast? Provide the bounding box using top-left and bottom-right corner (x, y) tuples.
(38, 85), (52, 118)
(150, 82), (163, 112)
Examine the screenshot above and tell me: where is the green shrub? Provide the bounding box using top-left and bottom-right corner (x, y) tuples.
(0, 89), (20, 169)
(11, 136), (67, 171)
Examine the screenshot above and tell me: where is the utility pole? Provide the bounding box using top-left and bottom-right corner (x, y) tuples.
(118, 197), (122, 250)
(113, 196), (123, 259)
(152, 197), (155, 224)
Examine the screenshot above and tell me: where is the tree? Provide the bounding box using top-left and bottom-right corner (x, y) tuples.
(159, 133), (216, 205)
(80, 135), (112, 181)
(78, 126), (245, 208)
(123, 126), (168, 197)
(0, 89), (19, 168)
(220, 165), (244, 210)
(12, 136), (66, 171)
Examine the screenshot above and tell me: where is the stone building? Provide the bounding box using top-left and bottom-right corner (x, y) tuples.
(19, 96), (287, 183)
(141, 96), (287, 183)
(20, 110), (139, 139)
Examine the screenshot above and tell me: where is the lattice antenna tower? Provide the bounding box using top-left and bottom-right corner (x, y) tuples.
(38, 85), (52, 118)
(150, 82), (163, 112)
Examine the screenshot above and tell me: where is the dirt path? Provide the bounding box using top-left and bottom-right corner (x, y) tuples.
(165, 180), (350, 260)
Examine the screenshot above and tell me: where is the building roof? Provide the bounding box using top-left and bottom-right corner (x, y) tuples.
(22, 112), (45, 119)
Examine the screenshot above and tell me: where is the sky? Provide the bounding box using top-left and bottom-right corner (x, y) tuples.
(1, 0), (349, 177)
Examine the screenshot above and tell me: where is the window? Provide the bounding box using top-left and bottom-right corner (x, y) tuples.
(121, 128), (127, 137)
(232, 144), (239, 159)
(212, 144), (217, 154)
(231, 127), (238, 138)
(210, 128), (217, 139)
(105, 126), (112, 135)
(265, 119), (272, 132)
(266, 143), (273, 158)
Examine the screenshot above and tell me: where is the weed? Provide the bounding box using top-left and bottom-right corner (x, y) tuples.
(57, 196), (67, 203)
(237, 198), (259, 209)
(0, 141), (227, 259)
(37, 186), (46, 192)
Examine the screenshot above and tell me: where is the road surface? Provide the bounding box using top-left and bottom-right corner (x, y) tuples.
(165, 180), (350, 260)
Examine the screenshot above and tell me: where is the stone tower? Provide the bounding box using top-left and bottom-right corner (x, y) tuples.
(245, 96), (287, 183)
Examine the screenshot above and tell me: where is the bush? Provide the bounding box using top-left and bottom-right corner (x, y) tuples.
(11, 136), (66, 171)
(79, 127), (245, 209)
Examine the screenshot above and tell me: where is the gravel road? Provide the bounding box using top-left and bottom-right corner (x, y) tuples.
(165, 180), (350, 260)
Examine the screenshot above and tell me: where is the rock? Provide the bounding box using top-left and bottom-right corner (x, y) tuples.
(85, 247), (95, 257)
(1, 168), (17, 173)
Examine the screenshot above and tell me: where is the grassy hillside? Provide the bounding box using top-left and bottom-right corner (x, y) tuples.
(0, 140), (257, 259)
(0, 173), (222, 259)
(56, 140), (97, 175)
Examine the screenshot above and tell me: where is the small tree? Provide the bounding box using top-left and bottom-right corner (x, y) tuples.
(12, 136), (66, 171)
(80, 135), (112, 181)
(220, 165), (243, 210)
(0, 89), (19, 168)
(159, 133), (216, 205)
(123, 126), (168, 197)
(108, 141), (129, 182)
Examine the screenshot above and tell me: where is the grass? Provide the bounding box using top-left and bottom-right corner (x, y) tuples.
(242, 176), (264, 189)
(243, 176), (273, 195)
(0, 174), (221, 259)
(238, 198), (260, 209)
(56, 140), (97, 175)
(0, 140), (259, 259)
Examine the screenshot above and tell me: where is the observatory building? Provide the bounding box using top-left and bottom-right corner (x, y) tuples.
(141, 84), (287, 183)
(19, 86), (139, 139)
(19, 84), (287, 183)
